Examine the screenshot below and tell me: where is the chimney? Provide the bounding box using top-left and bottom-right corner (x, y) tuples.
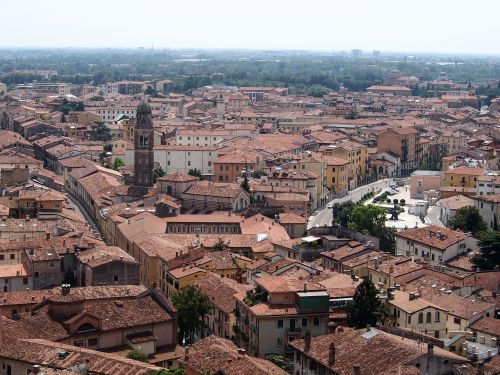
(374, 258), (378, 270)
(388, 266), (394, 274)
(237, 348), (246, 356)
(304, 330), (311, 352)
(31, 365), (41, 374)
(328, 342), (336, 366)
(478, 361), (485, 375)
(426, 343), (433, 375)
(353, 364), (361, 375)
(184, 345), (190, 361)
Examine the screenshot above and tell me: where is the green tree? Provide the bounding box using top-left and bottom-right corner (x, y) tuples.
(346, 279), (384, 329)
(171, 285), (211, 343)
(252, 169), (267, 178)
(127, 349), (148, 362)
(448, 206), (487, 236)
(89, 121), (111, 142)
(113, 157), (125, 171)
(90, 95), (105, 101)
(348, 204), (386, 235)
(265, 353), (286, 369)
(331, 201), (356, 227)
(154, 166), (166, 181)
(211, 237), (229, 252)
(472, 231), (500, 270)
(188, 168), (203, 180)
(74, 101), (85, 111)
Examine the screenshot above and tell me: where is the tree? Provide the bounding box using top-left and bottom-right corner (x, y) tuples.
(90, 95), (105, 101)
(448, 206), (487, 236)
(89, 121), (111, 142)
(331, 201), (356, 227)
(127, 349), (148, 362)
(74, 101), (85, 111)
(211, 237), (229, 252)
(252, 169), (267, 178)
(154, 166), (166, 181)
(113, 157), (125, 171)
(346, 279), (384, 329)
(348, 204), (386, 235)
(472, 231), (500, 270)
(188, 168), (203, 180)
(171, 285), (211, 343)
(265, 353), (286, 369)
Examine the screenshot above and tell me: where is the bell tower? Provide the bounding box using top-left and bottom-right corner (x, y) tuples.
(134, 102), (154, 187)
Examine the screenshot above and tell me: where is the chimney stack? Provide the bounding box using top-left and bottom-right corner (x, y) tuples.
(328, 342), (336, 366)
(304, 330), (311, 352)
(31, 365), (41, 374)
(478, 361), (485, 375)
(353, 364), (361, 375)
(184, 345), (190, 361)
(426, 343), (434, 375)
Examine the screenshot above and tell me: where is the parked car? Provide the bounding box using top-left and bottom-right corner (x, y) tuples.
(327, 203), (333, 209)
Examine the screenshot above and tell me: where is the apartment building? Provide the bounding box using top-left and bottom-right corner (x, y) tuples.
(320, 140), (367, 189)
(378, 127), (418, 176)
(395, 226), (473, 265)
(214, 151), (262, 183)
(385, 290), (448, 339)
(476, 174), (500, 196)
(235, 276), (329, 357)
(175, 129), (232, 146)
(474, 194), (500, 230)
(154, 145), (216, 178)
(444, 167), (486, 188)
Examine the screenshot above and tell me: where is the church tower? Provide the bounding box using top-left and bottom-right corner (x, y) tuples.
(134, 102), (154, 187)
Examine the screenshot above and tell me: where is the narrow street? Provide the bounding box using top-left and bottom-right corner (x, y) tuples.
(65, 192), (103, 238)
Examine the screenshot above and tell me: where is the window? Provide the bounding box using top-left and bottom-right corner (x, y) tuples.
(113, 275), (119, 282)
(23, 278), (28, 285)
(187, 161), (191, 166)
(34, 272), (39, 278)
(277, 337), (283, 346)
(277, 319), (283, 328)
(453, 317), (461, 325)
(435, 312), (440, 322)
(88, 338), (98, 346)
(426, 312), (431, 323)
(74, 340), (84, 347)
(418, 313), (423, 323)
(0, 255), (4, 260)
(313, 317), (320, 326)
(9, 254), (14, 260)
(49, 261), (54, 268)
(302, 318), (308, 327)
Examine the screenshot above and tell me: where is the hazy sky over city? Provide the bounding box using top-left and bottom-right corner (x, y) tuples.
(2, 0), (500, 54)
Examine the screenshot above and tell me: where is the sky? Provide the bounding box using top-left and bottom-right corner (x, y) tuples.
(1, 0), (500, 54)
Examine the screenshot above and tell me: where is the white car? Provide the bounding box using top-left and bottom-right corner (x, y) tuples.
(327, 203), (333, 209)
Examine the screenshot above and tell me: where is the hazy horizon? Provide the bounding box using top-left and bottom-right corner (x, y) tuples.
(2, 0), (500, 55)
